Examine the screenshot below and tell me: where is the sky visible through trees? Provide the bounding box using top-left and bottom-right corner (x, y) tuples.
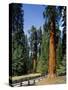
(23, 4), (62, 37)
(23, 4), (45, 37)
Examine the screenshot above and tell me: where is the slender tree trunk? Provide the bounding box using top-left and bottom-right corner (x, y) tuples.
(48, 21), (56, 78)
(33, 57), (37, 73)
(33, 59), (36, 73)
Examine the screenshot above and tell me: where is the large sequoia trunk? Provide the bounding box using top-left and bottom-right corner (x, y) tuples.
(48, 21), (56, 78)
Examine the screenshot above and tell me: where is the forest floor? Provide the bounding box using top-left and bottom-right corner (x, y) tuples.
(36, 76), (66, 85)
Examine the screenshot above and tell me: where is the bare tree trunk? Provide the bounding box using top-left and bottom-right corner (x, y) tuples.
(48, 21), (56, 78)
(33, 57), (37, 73)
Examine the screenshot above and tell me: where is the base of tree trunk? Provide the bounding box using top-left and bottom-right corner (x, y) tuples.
(47, 74), (56, 79)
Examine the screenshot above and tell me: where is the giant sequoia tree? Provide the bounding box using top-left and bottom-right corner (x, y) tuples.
(43, 6), (62, 78)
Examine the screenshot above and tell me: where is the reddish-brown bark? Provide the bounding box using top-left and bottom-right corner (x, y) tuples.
(48, 21), (56, 78)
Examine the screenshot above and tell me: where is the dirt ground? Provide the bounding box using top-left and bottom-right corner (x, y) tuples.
(36, 76), (66, 85)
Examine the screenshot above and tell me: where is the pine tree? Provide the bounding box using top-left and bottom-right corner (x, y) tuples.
(37, 27), (42, 56)
(11, 4), (27, 76)
(29, 26), (38, 73)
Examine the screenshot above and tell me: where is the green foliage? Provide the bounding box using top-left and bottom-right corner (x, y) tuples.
(37, 57), (48, 74)
(11, 4), (30, 76)
(62, 7), (66, 60)
(29, 26), (38, 73)
(56, 31), (66, 76)
(37, 25), (49, 74)
(57, 64), (66, 76)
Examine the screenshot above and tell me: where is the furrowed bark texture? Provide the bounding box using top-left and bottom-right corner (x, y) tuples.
(48, 21), (56, 78)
